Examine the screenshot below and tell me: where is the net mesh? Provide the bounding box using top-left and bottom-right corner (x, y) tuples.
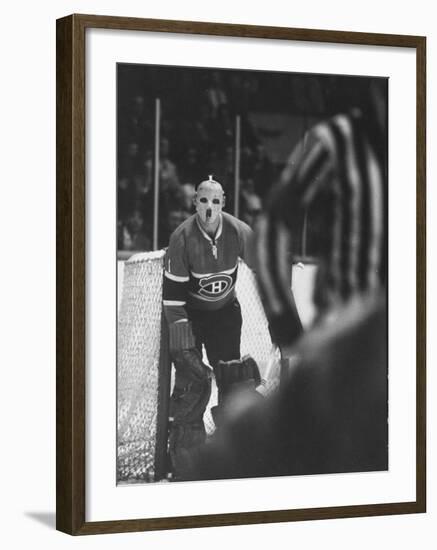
(117, 252), (277, 482)
(237, 260), (278, 376)
(117, 250), (165, 483)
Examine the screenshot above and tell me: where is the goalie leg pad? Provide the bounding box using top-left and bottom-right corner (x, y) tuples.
(168, 348), (212, 477)
(169, 378), (211, 479)
(172, 348), (212, 384)
(168, 422), (207, 480)
(170, 376), (212, 425)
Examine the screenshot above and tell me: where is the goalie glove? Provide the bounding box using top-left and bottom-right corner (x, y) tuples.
(169, 319), (196, 354)
(212, 355), (263, 427)
(214, 355), (262, 400)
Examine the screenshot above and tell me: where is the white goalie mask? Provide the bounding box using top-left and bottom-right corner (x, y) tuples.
(194, 178), (225, 226)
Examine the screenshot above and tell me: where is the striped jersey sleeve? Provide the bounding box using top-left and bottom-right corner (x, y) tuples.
(256, 110), (387, 345)
(163, 232), (190, 324)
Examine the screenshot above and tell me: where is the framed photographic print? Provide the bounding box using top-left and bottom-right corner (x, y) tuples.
(56, 14), (426, 535)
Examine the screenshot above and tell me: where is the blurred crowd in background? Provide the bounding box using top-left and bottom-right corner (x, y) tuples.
(117, 65), (377, 256)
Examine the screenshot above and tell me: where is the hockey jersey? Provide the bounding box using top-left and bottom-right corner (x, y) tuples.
(163, 212), (253, 325)
(256, 109), (387, 345)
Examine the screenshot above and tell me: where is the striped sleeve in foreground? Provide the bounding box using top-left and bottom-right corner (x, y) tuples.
(256, 111), (387, 344)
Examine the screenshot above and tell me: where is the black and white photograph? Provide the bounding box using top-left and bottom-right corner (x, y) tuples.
(116, 63), (389, 485)
(2, 0), (433, 543)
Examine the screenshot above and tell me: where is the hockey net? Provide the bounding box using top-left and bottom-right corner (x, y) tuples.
(117, 250), (278, 484)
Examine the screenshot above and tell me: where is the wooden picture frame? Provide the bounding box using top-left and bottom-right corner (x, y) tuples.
(56, 13), (426, 535)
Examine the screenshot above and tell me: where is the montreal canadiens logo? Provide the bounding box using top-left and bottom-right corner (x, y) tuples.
(199, 274), (233, 298)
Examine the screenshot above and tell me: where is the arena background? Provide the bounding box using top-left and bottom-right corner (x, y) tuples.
(116, 64), (383, 260)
